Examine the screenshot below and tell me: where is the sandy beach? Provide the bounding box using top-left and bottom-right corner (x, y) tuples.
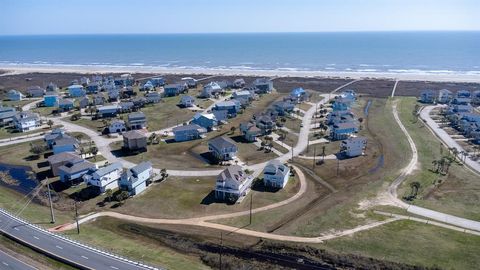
(1, 64), (480, 83)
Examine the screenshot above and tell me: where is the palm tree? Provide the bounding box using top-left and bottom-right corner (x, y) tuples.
(431, 160), (439, 173)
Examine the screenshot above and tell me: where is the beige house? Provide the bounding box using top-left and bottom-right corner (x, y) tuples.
(123, 130), (147, 151)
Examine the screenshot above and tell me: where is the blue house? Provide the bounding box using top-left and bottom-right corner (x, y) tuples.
(68, 85), (86, 97)
(456, 90), (471, 99)
(214, 100), (241, 117)
(52, 134), (79, 154)
(150, 77), (165, 87)
(142, 81), (154, 91)
(173, 124), (207, 142)
(330, 122), (359, 140)
(332, 100), (350, 111)
(289, 88), (307, 103)
(120, 161), (153, 196)
(208, 136), (238, 161)
(86, 82), (100, 94)
(7, 89), (25, 101)
(57, 98), (75, 111)
(97, 105), (120, 118)
(164, 84), (183, 97)
(191, 113), (218, 130)
(44, 92), (59, 107)
(273, 101), (295, 116)
(58, 159), (96, 183)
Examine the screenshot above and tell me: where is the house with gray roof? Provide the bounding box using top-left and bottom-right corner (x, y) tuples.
(173, 124), (207, 142)
(191, 113), (218, 131)
(341, 136), (367, 157)
(78, 97), (90, 109)
(330, 122), (359, 141)
(26, 86), (45, 97)
(97, 105), (120, 118)
(239, 122), (261, 142)
(0, 106), (16, 126)
(52, 134), (79, 154)
(263, 160), (290, 189)
(253, 78), (273, 94)
(201, 82), (223, 98)
(83, 162), (123, 193)
(109, 119), (126, 134)
(44, 128), (66, 148)
(145, 92), (161, 103)
(180, 95), (195, 107)
(47, 152), (83, 177)
(57, 98), (74, 111)
(123, 130), (147, 150)
(119, 161), (153, 196)
(7, 89), (25, 101)
(215, 165), (254, 202)
(58, 159), (96, 183)
(208, 136), (238, 161)
(127, 111), (147, 130)
(13, 111), (41, 132)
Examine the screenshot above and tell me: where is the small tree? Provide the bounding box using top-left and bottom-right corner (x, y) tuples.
(115, 190), (129, 204)
(105, 189), (113, 202)
(29, 143), (46, 158)
(230, 126), (236, 134)
(47, 119), (54, 129)
(90, 146), (98, 160)
(160, 168), (168, 180)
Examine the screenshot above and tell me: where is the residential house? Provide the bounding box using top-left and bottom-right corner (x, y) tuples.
(239, 122), (261, 142)
(47, 152), (84, 176)
(131, 97), (147, 109)
(86, 82), (100, 94)
(52, 134), (79, 154)
(232, 90), (252, 104)
(26, 86), (45, 98)
(119, 101), (135, 113)
(119, 161), (153, 196)
(341, 137), (367, 157)
(114, 74), (134, 86)
(13, 111), (41, 132)
(340, 89), (357, 101)
(181, 77), (197, 88)
(214, 80), (230, 90)
(214, 100), (241, 117)
(142, 81), (154, 91)
(472, 90), (480, 105)
(180, 95), (195, 107)
(201, 82), (222, 98)
(123, 130), (147, 151)
(214, 165), (254, 202)
(0, 106), (16, 126)
(438, 89), (453, 104)
(68, 85), (86, 98)
(46, 83), (58, 92)
(44, 92), (59, 107)
(127, 112), (147, 130)
(44, 128), (66, 148)
(208, 136), (238, 161)
(92, 94), (105, 106)
(256, 115), (275, 134)
(57, 98), (74, 111)
(109, 119), (126, 133)
(80, 77), (90, 86)
(58, 159), (96, 183)
(78, 97), (90, 109)
(150, 77), (165, 87)
(452, 97), (471, 105)
(97, 105), (120, 118)
(145, 92), (161, 103)
(332, 100), (350, 112)
(456, 90), (471, 99)
(253, 78), (273, 93)
(212, 110), (228, 123)
(263, 160), (290, 189)
(233, 78), (246, 88)
(289, 87), (307, 103)
(7, 89), (25, 101)
(330, 122), (359, 140)
(173, 124), (207, 142)
(107, 88), (120, 101)
(164, 84), (183, 97)
(191, 113), (218, 131)
(327, 110), (355, 125)
(420, 90), (436, 103)
(448, 104), (473, 114)
(83, 162), (123, 193)
(273, 101), (295, 116)
(120, 86), (135, 98)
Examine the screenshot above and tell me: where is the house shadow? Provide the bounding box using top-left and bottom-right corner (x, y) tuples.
(164, 138), (176, 144)
(37, 161), (50, 169)
(251, 180), (280, 193)
(24, 155), (41, 161)
(199, 152), (219, 165)
(50, 180), (73, 193)
(335, 152), (349, 160)
(229, 135), (248, 143)
(111, 148), (146, 158)
(200, 190), (217, 205)
(69, 185), (100, 202)
(35, 170), (51, 181)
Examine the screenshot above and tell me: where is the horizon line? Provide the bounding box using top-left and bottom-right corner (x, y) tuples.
(1, 29), (480, 37)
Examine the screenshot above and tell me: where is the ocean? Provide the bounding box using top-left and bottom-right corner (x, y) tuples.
(0, 32), (479, 75)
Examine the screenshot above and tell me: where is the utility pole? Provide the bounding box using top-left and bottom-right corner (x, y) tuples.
(74, 197), (80, 234)
(219, 232), (223, 270)
(249, 193), (253, 225)
(46, 178), (55, 224)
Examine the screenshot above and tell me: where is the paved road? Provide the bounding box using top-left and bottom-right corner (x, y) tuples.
(389, 100), (480, 232)
(0, 210), (158, 270)
(0, 250), (36, 270)
(420, 105), (480, 174)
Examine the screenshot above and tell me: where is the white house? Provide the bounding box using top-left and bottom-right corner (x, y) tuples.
(83, 162), (123, 193)
(263, 160), (290, 189)
(341, 136), (367, 157)
(214, 165), (254, 202)
(7, 89), (25, 101)
(109, 119), (126, 134)
(13, 111), (41, 132)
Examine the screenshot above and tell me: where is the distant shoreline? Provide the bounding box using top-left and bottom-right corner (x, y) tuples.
(1, 64), (480, 83)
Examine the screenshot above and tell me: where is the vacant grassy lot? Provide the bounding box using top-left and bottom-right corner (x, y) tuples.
(112, 175), (300, 219)
(319, 219), (480, 270)
(0, 126), (48, 140)
(65, 217), (208, 270)
(396, 97), (480, 220)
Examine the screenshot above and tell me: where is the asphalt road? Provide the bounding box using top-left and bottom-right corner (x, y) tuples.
(0, 250), (36, 270)
(0, 210), (158, 270)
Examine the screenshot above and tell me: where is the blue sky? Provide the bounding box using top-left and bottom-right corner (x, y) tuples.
(0, 0), (478, 35)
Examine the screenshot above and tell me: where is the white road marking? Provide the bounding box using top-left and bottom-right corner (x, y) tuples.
(33, 236), (39, 240)
(2, 261), (9, 266)
(56, 245), (63, 250)
(110, 266), (119, 269)
(81, 255), (89, 259)
(13, 227), (19, 231)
